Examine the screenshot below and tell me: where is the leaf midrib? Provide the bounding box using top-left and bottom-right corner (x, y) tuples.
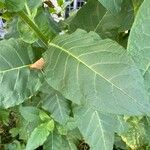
(0, 64), (30, 74)
(48, 42), (143, 106)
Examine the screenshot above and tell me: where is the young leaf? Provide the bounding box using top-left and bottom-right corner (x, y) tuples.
(40, 82), (71, 125)
(98, 0), (123, 14)
(0, 39), (41, 108)
(26, 121), (54, 150)
(43, 29), (150, 115)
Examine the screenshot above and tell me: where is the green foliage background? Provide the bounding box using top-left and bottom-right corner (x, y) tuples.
(0, 0), (150, 150)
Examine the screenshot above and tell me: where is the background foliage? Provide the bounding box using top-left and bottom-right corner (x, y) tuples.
(0, 0), (150, 150)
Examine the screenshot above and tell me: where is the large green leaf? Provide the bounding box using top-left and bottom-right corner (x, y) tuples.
(98, 0), (123, 14)
(68, 0), (134, 43)
(127, 0), (150, 95)
(41, 82), (71, 125)
(43, 29), (150, 115)
(26, 121), (54, 150)
(0, 39), (41, 108)
(74, 105), (116, 150)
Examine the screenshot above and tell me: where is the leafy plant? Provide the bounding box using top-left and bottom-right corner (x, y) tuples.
(0, 0), (150, 150)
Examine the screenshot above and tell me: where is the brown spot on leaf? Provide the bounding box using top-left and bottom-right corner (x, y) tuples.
(30, 58), (45, 70)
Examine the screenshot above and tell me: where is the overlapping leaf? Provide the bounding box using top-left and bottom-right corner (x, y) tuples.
(0, 39), (41, 108)
(120, 116), (150, 149)
(68, 0), (134, 44)
(44, 129), (81, 150)
(43, 29), (150, 115)
(26, 121), (54, 150)
(74, 105), (116, 150)
(40, 82), (71, 125)
(127, 0), (150, 96)
(98, 0), (123, 14)
(5, 0), (25, 12)
(18, 7), (60, 44)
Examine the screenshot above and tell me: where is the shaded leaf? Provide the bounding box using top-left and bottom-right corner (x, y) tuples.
(68, 0), (134, 44)
(98, 0), (123, 14)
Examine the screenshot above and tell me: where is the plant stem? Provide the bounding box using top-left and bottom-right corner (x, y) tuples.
(18, 11), (48, 46)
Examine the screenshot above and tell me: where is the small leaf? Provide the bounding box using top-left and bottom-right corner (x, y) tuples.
(0, 109), (9, 125)
(39, 110), (51, 121)
(26, 121), (54, 150)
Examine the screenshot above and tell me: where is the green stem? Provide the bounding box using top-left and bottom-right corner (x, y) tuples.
(25, 3), (32, 17)
(18, 11), (48, 46)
